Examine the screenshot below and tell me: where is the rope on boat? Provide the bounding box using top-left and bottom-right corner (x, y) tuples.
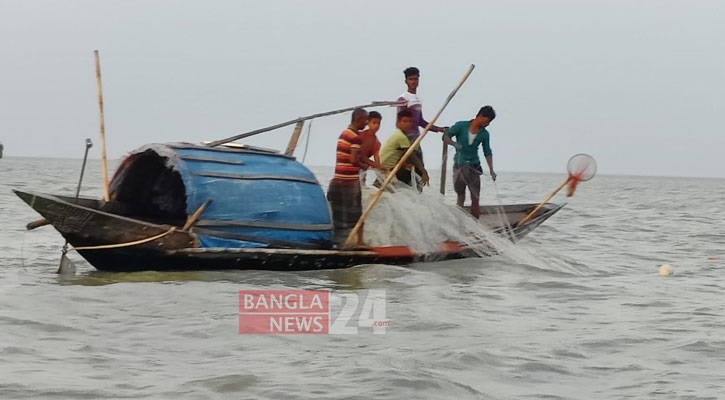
(71, 227), (177, 251)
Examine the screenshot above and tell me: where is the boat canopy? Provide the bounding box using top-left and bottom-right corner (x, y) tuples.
(108, 143), (332, 249)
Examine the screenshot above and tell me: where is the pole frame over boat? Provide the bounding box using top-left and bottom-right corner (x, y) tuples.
(206, 100), (403, 147)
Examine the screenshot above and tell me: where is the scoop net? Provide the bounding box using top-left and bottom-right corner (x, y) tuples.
(566, 153), (597, 197)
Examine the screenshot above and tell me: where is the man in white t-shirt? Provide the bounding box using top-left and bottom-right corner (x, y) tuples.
(397, 67), (448, 144)
(396, 66), (448, 176)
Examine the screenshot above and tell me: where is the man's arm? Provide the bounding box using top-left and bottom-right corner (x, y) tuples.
(392, 133), (428, 184)
(482, 134), (496, 181)
(442, 123), (461, 149)
(442, 134), (459, 148)
(408, 152), (429, 186)
(373, 145), (385, 171)
(359, 140), (377, 170)
(350, 146), (366, 169)
(442, 136), (461, 149)
(419, 116), (446, 133)
(484, 155), (496, 181)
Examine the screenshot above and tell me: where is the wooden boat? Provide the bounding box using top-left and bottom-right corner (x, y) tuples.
(14, 142), (563, 272)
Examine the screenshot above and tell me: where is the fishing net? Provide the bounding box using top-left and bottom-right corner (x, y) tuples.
(360, 184), (508, 255)
(566, 153), (597, 197)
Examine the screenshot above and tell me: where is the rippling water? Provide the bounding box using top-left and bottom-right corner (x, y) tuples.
(1, 157), (724, 399)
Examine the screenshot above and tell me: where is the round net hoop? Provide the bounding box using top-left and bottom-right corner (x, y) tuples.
(567, 153), (597, 182)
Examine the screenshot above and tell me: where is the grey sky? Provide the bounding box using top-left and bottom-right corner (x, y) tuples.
(1, 0), (723, 178)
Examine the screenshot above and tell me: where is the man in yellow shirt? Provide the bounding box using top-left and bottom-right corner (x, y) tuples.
(380, 110), (429, 188)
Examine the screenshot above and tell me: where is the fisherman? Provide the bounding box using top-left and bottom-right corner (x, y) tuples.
(358, 111), (386, 186)
(380, 109), (429, 188)
(396, 67), (448, 164)
(442, 106), (497, 219)
(359, 111), (384, 171)
(327, 108), (371, 248)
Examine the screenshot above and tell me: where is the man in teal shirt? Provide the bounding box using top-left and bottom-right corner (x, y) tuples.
(442, 106), (497, 219)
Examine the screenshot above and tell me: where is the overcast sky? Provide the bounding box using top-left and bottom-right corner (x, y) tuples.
(1, 0), (723, 178)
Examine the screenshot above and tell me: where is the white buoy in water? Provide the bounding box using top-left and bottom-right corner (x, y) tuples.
(659, 264), (673, 277)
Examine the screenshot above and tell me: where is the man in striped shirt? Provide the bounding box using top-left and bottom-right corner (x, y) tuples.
(327, 108), (371, 248)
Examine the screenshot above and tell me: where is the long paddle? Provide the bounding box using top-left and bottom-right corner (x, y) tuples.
(516, 153), (596, 227)
(343, 64), (476, 248)
(58, 139), (94, 274)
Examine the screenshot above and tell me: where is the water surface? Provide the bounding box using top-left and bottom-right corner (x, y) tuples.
(1, 157), (724, 399)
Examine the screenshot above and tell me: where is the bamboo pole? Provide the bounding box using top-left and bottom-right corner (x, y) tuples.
(183, 199), (212, 231)
(343, 64), (476, 248)
(439, 142), (448, 195)
(301, 120), (313, 163)
(206, 100), (403, 147)
(516, 177), (570, 227)
(26, 218), (50, 230)
(284, 121), (305, 156)
(94, 50), (110, 201)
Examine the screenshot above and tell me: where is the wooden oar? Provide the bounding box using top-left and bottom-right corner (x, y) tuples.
(343, 64), (476, 248)
(94, 50), (110, 202)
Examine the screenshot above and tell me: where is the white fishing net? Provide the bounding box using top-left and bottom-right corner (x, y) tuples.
(360, 183), (513, 255)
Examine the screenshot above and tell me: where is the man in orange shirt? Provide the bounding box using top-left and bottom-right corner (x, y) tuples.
(359, 111), (384, 171)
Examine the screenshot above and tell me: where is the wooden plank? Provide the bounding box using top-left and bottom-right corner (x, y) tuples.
(284, 121), (305, 156)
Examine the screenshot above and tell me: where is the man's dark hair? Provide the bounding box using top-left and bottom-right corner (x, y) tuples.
(403, 67), (420, 77)
(368, 111), (382, 120)
(351, 107), (368, 121)
(477, 106), (496, 120)
(397, 109), (414, 120)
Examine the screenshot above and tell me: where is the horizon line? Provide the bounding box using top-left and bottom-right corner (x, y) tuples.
(1, 155), (723, 181)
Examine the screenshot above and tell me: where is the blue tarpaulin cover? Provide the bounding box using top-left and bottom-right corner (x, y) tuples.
(110, 143), (333, 249)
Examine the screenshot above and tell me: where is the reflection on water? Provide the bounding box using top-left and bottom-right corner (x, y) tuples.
(58, 270), (213, 286)
(54, 266), (416, 302)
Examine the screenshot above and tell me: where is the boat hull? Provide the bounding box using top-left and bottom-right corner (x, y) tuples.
(14, 190), (562, 272)
(70, 245), (473, 272)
